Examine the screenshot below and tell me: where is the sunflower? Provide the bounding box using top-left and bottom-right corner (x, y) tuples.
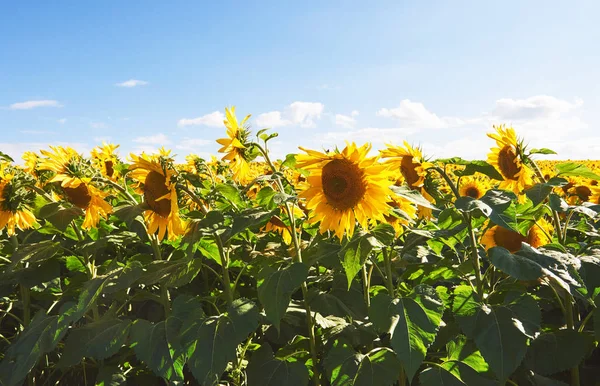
(129, 152), (184, 241)
(216, 107), (254, 184)
(296, 142), (392, 240)
(263, 215), (293, 245)
(60, 178), (113, 230)
(481, 218), (553, 252)
(380, 141), (432, 189)
(0, 169), (36, 235)
(590, 186), (600, 205)
(38, 146), (87, 188)
(91, 143), (120, 181)
(487, 125), (534, 198)
(459, 177), (488, 199)
(384, 195), (417, 235)
(22, 151), (40, 176)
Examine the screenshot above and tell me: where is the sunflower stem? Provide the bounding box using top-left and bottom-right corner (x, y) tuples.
(467, 214), (484, 297)
(255, 142), (321, 386)
(562, 210), (575, 245)
(93, 176), (138, 205)
(362, 264), (370, 308)
(150, 234), (171, 317)
(215, 235), (233, 307)
(565, 294), (581, 386)
(382, 248), (395, 296)
(528, 159), (564, 242)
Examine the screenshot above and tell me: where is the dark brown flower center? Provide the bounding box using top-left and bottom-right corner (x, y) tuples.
(105, 160), (114, 178)
(144, 171), (171, 217)
(493, 226), (526, 253)
(322, 159), (366, 211)
(575, 185), (591, 201)
(465, 186), (481, 199)
(401, 156), (420, 188)
(64, 184), (92, 209)
(497, 146), (521, 180)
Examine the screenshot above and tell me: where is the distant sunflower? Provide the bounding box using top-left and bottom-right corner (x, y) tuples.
(22, 151), (40, 176)
(216, 107), (254, 184)
(380, 141), (432, 189)
(296, 142), (392, 240)
(61, 178), (113, 230)
(459, 177), (487, 199)
(384, 195), (417, 235)
(481, 218), (553, 252)
(263, 215), (293, 245)
(38, 146), (87, 188)
(0, 169), (36, 235)
(91, 143), (120, 181)
(487, 125), (533, 197)
(568, 184), (592, 203)
(590, 186), (600, 205)
(129, 153), (184, 241)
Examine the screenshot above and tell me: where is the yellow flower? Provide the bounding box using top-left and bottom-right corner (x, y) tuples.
(459, 177), (488, 199)
(263, 215), (293, 245)
(380, 141), (432, 189)
(481, 218), (553, 252)
(61, 179), (113, 230)
(91, 143), (120, 181)
(0, 170), (36, 235)
(129, 153), (184, 241)
(216, 107), (253, 184)
(22, 151), (39, 176)
(487, 125), (533, 198)
(384, 195), (417, 235)
(38, 146), (86, 188)
(296, 142), (392, 240)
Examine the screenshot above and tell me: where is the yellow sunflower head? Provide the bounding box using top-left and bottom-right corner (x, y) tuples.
(22, 151), (40, 176)
(384, 195), (417, 235)
(38, 146), (89, 188)
(59, 178), (113, 230)
(566, 184), (593, 204)
(487, 125), (534, 198)
(481, 218), (553, 252)
(296, 142), (393, 240)
(216, 106), (255, 184)
(129, 152), (184, 241)
(380, 141), (432, 190)
(263, 215), (293, 245)
(459, 177), (488, 200)
(0, 168), (37, 235)
(91, 143), (121, 181)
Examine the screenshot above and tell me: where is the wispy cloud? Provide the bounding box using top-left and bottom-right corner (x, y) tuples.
(175, 138), (211, 151)
(9, 100), (62, 110)
(255, 101), (325, 129)
(90, 122), (108, 129)
(178, 111), (225, 127)
(133, 133), (171, 145)
(58, 118), (67, 124)
(115, 79), (149, 88)
(334, 112), (358, 129)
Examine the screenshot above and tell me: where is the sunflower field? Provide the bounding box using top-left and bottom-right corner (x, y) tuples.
(2, 107), (600, 386)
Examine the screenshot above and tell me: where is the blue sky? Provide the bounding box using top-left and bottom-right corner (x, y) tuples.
(1, 1), (599, 161)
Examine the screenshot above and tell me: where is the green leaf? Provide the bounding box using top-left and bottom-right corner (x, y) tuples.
(340, 232), (378, 289)
(40, 204), (83, 231)
(68, 276), (108, 323)
(95, 365), (127, 386)
(525, 183), (553, 207)
(549, 193), (569, 213)
(390, 184), (438, 209)
(529, 148), (557, 155)
(247, 344), (309, 386)
(525, 330), (592, 376)
(59, 318), (131, 368)
(9, 240), (61, 266)
(324, 340), (401, 386)
(113, 204), (145, 226)
(223, 208), (276, 242)
(103, 261), (144, 293)
(446, 335), (489, 373)
(419, 366), (466, 386)
(488, 247), (545, 281)
(455, 160), (504, 181)
(556, 162), (600, 180)
(0, 150), (14, 162)
(215, 183), (245, 207)
(0, 311), (65, 386)
(454, 197), (492, 216)
(595, 295), (600, 341)
(370, 223), (396, 246)
(369, 285), (444, 382)
(130, 319), (185, 382)
(185, 298), (259, 386)
(258, 262), (308, 330)
(138, 258), (203, 288)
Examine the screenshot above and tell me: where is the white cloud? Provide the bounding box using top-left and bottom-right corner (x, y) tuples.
(492, 95), (583, 121)
(335, 113), (357, 129)
(289, 102), (324, 128)
(377, 99), (452, 129)
(351, 110), (359, 117)
(9, 100), (62, 110)
(175, 138), (211, 151)
(133, 133), (171, 145)
(178, 111), (225, 127)
(115, 79), (149, 88)
(58, 118), (67, 124)
(317, 127), (417, 147)
(256, 111), (291, 128)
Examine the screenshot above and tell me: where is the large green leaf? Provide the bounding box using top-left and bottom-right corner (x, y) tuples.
(58, 318), (131, 368)
(369, 285), (443, 382)
(419, 366), (466, 386)
(390, 184), (438, 209)
(258, 262), (308, 330)
(184, 298), (259, 386)
(130, 319), (185, 382)
(525, 330), (592, 376)
(95, 365), (127, 386)
(488, 246), (545, 281)
(247, 344), (309, 386)
(324, 340), (400, 386)
(339, 231), (378, 289)
(138, 258), (203, 288)
(556, 162), (600, 180)
(454, 160), (504, 181)
(446, 335), (489, 374)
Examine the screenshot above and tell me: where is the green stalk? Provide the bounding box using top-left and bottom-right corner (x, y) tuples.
(150, 235), (171, 317)
(215, 235), (233, 307)
(362, 264), (370, 308)
(382, 248), (395, 295)
(255, 142), (321, 386)
(565, 294), (581, 386)
(11, 236), (30, 328)
(529, 159), (564, 241)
